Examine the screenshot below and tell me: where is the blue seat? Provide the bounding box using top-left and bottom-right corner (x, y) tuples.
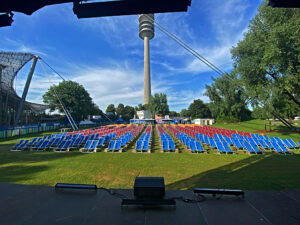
(277, 142), (293, 154)
(287, 139), (300, 149)
(32, 140), (50, 151)
(216, 141), (226, 154)
(114, 140), (122, 152)
(264, 140), (274, 149)
(78, 140), (92, 152)
(136, 140), (143, 151)
(209, 137), (217, 148)
(108, 140), (116, 151)
(11, 139), (28, 151)
(204, 135), (210, 145)
(196, 141), (205, 153)
(97, 137), (105, 147)
(59, 140), (73, 152)
(162, 141), (169, 151)
(243, 142), (256, 154)
(31, 140), (46, 151)
(169, 141), (175, 152)
(143, 141), (149, 151)
(232, 138), (243, 149)
(258, 140), (267, 149)
(249, 142), (263, 154)
(271, 142), (285, 154)
(190, 141), (197, 153)
(54, 140), (67, 152)
(223, 142), (234, 154)
(282, 139), (293, 149)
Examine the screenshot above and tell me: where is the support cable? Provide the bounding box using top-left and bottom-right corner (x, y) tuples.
(39, 59), (78, 130)
(40, 58), (113, 124)
(40, 58), (66, 81)
(145, 14), (226, 76)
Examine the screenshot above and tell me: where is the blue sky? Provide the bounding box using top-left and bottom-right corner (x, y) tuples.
(1, 0), (263, 112)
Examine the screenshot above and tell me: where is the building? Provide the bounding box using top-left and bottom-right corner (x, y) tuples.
(194, 118), (215, 126)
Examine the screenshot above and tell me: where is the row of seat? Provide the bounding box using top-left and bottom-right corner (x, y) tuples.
(157, 126), (177, 153)
(135, 126), (152, 153)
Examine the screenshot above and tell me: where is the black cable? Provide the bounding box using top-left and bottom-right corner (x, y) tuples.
(98, 187), (128, 199)
(171, 194), (206, 203)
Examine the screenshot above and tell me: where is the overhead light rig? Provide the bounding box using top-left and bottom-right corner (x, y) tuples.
(0, 0), (192, 27)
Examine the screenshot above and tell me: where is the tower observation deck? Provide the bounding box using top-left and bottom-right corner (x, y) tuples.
(139, 14), (154, 105)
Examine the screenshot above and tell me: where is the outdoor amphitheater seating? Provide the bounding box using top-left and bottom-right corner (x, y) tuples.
(271, 142), (289, 154)
(189, 141), (197, 153)
(264, 140), (274, 149)
(216, 141), (227, 154)
(196, 141), (206, 153)
(249, 142), (264, 154)
(106, 140), (116, 152)
(105, 140), (123, 153)
(80, 140), (99, 153)
(54, 140), (67, 152)
(162, 140), (169, 151)
(16, 140), (31, 151)
(287, 139), (300, 149)
(232, 138), (243, 150)
(97, 137), (105, 147)
(276, 142), (294, 154)
(169, 141), (176, 152)
(54, 140), (72, 152)
(31, 140), (50, 151)
(282, 139), (293, 149)
(243, 142), (257, 154)
(258, 139), (268, 149)
(27, 137), (39, 146)
(142, 140), (150, 152)
(135, 126), (152, 153)
(136, 140), (143, 152)
(209, 137), (217, 149)
(223, 142), (235, 154)
(30, 138), (44, 150)
(11, 139), (28, 151)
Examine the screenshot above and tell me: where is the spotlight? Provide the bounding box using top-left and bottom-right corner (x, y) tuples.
(194, 188), (245, 198)
(73, 0), (192, 18)
(55, 183), (97, 189)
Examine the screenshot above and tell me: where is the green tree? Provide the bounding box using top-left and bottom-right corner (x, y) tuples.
(180, 109), (190, 117)
(105, 104), (117, 120)
(147, 93), (169, 116)
(231, 1), (300, 111)
(169, 111), (179, 117)
(123, 105), (135, 121)
(188, 99), (212, 119)
(43, 80), (99, 121)
(116, 103), (125, 118)
(205, 72), (251, 122)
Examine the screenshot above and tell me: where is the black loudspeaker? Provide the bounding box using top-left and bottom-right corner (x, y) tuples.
(122, 177), (175, 206)
(134, 177), (165, 199)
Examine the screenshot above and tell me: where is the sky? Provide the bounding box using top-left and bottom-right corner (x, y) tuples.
(0, 0), (263, 112)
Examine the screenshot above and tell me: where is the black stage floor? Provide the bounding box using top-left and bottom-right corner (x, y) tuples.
(0, 183), (300, 225)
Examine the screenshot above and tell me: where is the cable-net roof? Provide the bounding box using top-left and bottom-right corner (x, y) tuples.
(0, 52), (49, 113)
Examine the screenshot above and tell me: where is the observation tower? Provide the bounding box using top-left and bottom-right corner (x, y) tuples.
(139, 14), (154, 105)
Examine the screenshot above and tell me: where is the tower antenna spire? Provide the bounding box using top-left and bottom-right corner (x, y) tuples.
(139, 14), (154, 105)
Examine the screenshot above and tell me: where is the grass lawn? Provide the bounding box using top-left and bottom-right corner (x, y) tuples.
(0, 121), (300, 191)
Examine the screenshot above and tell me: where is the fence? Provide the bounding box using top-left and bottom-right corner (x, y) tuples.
(0, 124), (63, 139)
